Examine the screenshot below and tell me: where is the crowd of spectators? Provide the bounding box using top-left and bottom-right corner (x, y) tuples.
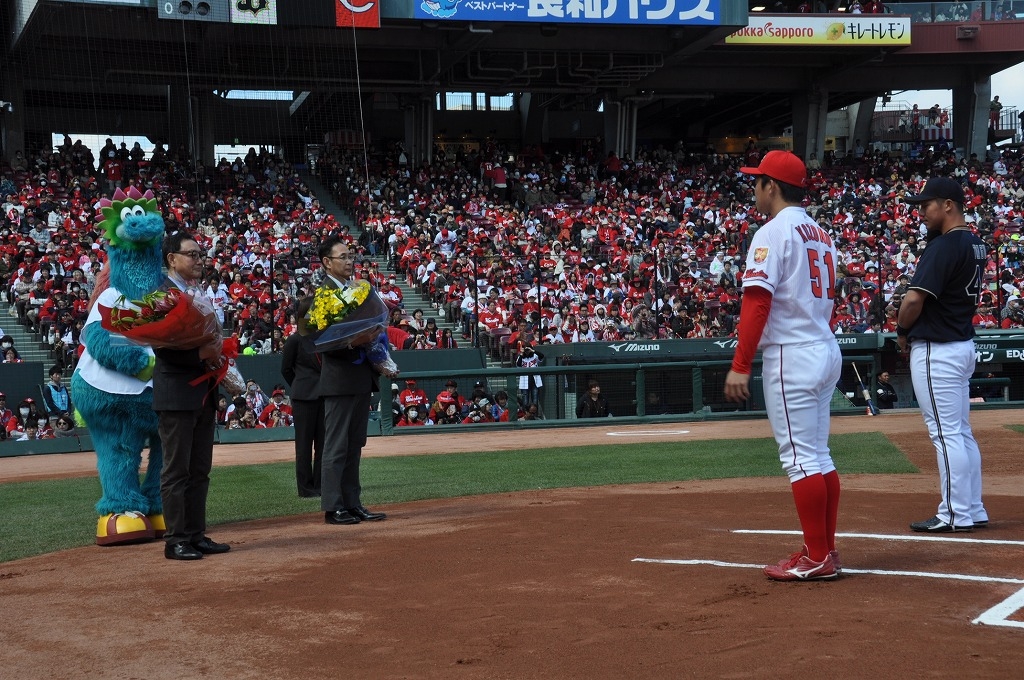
(215, 378), (296, 430)
(389, 377), (542, 427)
(316, 138), (1023, 361)
(0, 130), (1022, 401)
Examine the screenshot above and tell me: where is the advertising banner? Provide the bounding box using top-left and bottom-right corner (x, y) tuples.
(230, 0), (278, 24)
(725, 15), (911, 46)
(415, 0), (721, 26)
(336, 0), (381, 28)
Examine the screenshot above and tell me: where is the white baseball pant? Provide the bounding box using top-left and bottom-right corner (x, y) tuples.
(761, 341), (842, 482)
(910, 339), (987, 527)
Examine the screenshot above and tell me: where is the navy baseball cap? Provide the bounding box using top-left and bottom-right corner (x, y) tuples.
(903, 177), (965, 206)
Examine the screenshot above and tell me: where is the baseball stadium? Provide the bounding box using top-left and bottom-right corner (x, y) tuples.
(1, 1), (1023, 677)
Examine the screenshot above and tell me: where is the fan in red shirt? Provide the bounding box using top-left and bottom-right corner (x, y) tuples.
(398, 379), (429, 409)
(258, 389), (294, 427)
(227, 274), (249, 301)
(477, 300), (505, 331)
(972, 306), (999, 329)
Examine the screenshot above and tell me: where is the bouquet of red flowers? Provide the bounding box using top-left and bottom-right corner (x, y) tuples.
(100, 288), (221, 350)
(98, 288), (245, 396)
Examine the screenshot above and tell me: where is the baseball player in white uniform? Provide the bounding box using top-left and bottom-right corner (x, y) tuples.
(725, 151), (842, 581)
(897, 177), (988, 532)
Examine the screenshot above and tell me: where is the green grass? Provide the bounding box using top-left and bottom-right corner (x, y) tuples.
(1007, 424), (1024, 435)
(0, 432), (914, 564)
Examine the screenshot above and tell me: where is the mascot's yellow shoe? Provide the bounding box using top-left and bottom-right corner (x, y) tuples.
(147, 513), (166, 539)
(96, 511), (155, 546)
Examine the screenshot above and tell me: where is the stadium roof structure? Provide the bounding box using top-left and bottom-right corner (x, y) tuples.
(3, 1), (1024, 144)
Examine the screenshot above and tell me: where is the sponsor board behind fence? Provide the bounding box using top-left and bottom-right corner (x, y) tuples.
(725, 15), (912, 46)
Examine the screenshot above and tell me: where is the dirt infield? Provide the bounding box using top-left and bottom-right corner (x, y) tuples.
(2, 410), (1023, 678)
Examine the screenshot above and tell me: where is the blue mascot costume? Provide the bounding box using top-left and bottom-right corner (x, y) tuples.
(72, 187), (167, 545)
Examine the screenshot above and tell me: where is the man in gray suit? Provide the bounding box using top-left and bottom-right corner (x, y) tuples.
(156, 232), (231, 560)
(281, 297), (324, 498)
(317, 237), (386, 525)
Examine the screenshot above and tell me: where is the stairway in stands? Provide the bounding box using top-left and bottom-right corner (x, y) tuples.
(299, 172), (500, 367)
(0, 301), (60, 378)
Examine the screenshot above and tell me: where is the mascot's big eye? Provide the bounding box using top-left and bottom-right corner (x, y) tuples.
(119, 205), (147, 221)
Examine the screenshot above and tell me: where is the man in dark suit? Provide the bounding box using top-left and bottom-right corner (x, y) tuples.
(156, 232), (231, 560)
(317, 237), (386, 525)
(281, 297), (324, 498)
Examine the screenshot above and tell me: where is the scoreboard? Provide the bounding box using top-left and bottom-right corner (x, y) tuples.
(156, 0), (381, 27)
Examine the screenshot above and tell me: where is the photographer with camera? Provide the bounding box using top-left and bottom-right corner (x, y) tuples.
(1000, 295), (1023, 329)
(461, 397), (495, 424)
(258, 388), (294, 427)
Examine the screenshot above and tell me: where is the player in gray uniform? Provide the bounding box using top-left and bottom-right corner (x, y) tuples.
(897, 177), (989, 533)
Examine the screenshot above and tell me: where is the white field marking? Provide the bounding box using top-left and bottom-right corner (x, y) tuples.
(733, 529), (1024, 547)
(606, 430), (691, 437)
(974, 588), (1024, 628)
(632, 558), (1024, 585)
(730, 530), (1024, 629)
(634, 559), (1024, 629)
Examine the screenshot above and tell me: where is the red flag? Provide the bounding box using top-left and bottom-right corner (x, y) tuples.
(336, 0), (380, 28)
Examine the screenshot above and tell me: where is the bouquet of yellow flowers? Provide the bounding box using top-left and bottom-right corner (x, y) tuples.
(302, 279), (399, 377)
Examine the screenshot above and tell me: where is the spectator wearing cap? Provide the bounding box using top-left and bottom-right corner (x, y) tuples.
(397, 403), (430, 427)
(461, 396), (495, 424)
(470, 379), (493, 404)
(380, 278), (403, 308)
(7, 397), (45, 437)
(434, 227), (458, 258)
(432, 379), (467, 423)
(398, 379), (429, 410)
(258, 387), (294, 427)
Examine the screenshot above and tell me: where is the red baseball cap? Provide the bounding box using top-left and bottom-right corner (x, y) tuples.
(740, 150), (808, 188)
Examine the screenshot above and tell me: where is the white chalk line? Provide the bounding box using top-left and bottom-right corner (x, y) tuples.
(606, 430), (690, 437)
(639, 525), (1024, 630)
(733, 529), (1024, 547)
(730, 528), (1024, 628)
(632, 557), (1024, 585)
(974, 588), (1024, 628)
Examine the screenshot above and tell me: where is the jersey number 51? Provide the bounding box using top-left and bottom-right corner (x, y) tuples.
(807, 249), (836, 300)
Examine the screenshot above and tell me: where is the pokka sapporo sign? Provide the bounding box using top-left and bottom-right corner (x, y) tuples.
(725, 15), (911, 46)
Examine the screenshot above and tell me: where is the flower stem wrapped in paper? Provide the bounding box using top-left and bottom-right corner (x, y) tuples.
(301, 279), (399, 378)
(98, 288), (246, 396)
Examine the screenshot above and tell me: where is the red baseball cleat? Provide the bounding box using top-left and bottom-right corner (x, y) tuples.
(764, 551), (838, 581)
(773, 546), (842, 575)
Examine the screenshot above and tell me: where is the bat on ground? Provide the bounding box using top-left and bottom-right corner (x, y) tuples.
(852, 363), (880, 416)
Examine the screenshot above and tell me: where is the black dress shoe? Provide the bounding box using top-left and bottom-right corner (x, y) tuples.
(192, 537), (231, 554)
(165, 542), (203, 560)
(325, 510), (360, 525)
(347, 506), (387, 521)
